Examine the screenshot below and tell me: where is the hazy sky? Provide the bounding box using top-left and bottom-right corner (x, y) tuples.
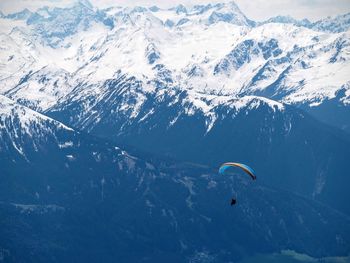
(0, 0), (350, 21)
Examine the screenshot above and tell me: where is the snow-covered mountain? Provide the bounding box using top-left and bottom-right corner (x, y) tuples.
(0, 1), (349, 131)
(1, 1), (350, 262)
(0, 95), (73, 161)
(261, 13), (350, 33)
(0, 0), (349, 209)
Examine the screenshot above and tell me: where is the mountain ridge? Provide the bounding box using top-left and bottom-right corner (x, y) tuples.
(0, 1), (349, 132)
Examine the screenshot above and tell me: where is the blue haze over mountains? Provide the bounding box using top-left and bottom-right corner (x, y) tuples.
(0, 1), (350, 262)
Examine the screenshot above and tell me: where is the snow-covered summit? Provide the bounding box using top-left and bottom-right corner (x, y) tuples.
(0, 95), (73, 158)
(0, 95), (71, 130)
(261, 13), (350, 33)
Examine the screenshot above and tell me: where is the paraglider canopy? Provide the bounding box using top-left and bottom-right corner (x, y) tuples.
(219, 162), (256, 180)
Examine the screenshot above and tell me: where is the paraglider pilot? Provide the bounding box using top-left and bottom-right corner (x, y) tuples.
(230, 198), (236, 206)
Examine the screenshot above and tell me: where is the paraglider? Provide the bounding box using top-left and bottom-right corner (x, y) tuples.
(218, 162), (256, 206)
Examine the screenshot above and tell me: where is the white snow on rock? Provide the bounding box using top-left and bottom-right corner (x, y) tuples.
(0, 95), (73, 157)
(0, 1), (348, 128)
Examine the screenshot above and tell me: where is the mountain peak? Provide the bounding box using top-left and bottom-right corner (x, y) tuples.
(0, 95), (72, 132)
(170, 4), (187, 14)
(4, 8), (32, 20)
(148, 6), (160, 12)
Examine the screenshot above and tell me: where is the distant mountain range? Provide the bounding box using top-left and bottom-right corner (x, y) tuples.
(0, 1), (349, 131)
(0, 1), (350, 262)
